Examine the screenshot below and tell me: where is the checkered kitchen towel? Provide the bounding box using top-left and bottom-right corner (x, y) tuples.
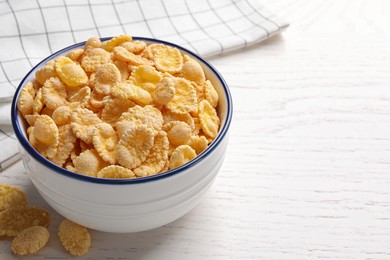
(0, 0), (288, 170)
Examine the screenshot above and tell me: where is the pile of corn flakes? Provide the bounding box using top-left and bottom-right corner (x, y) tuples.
(18, 35), (220, 178)
(0, 183), (91, 256)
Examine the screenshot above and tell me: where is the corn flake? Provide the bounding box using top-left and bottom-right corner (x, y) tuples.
(117, 105), (163, 133)
(0, 184), (27, 211)
(11, 226), (50, 256)
(147, 44), (183, 74)
(169, 145), (196, 170)
(41, 106), (54, 117)
(133, 131), (169, 177)
(113, 46), (153, 66)
(101, 97), (135, 124)
(66, 48), (85, 61)
(192, 117), (202, 135)
(65, 85), (79, 99)
(31, 137), (57, 160)
(50, 124), (77, 167)
(88, 91), (109, 109)
(181, 56), (205, 85)
(92, 123), (118, 164)
(101, 34), (132, 52)
(35, 60), (57, 85)
(33, 114), (59, 152)
(94, 63), (121, 95)
(28, 127), (56, 159)
(129, 65), (162, 93)
(71, 108), (103, 144)
(0, 205), (50, 237)
(116, 125), (155, 169)
(121, 40), (147, 54)
(69, 86), (91, 107)
(81, 48), (111, 73)
(204, 80), (219, 107)
(198, 100), (220, 139)
(153, 77), (175, 105)
(162, 109), (195, 131)
(32, 88), (44, 114)
(55, 56), (88, 87)
(72, 149), (108, 177)
(97, 165), (135, 178)
(163, 121), (192, 147)
(193, 81), (205, 102)
(25, 114), (39, 126)
(84, 37), (101, 53)
(166, 78), (197, 114)
(115, 121), (134, 139)
(187, 135), (208, 155)
(52, 102), (79, 126)
(111, 81), (152, 105)
(31, 80), (42, 92)
(18, 82), (35, 117)
(58, 219), (91, 256)
(114, 60), (130, 82)
(42, 77), (68, 110)
(88, 72), (96, 88)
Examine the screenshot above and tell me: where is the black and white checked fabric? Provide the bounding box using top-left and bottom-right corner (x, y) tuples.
(0, 0), (288, 170)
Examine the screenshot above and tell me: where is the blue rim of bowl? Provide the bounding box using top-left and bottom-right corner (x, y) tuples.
(11, 36), (233, 185)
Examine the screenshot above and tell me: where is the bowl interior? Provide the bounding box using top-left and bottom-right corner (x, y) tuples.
(12, 37), (233, 184)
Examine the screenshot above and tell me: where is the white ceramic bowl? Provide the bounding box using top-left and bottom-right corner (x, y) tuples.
(11, 37), (233, 233)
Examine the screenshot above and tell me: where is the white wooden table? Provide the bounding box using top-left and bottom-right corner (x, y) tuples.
(2, 0), (390, 259)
